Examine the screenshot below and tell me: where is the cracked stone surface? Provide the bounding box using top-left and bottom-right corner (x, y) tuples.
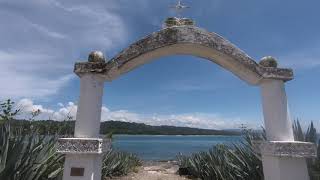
(74, 26), (293, 85)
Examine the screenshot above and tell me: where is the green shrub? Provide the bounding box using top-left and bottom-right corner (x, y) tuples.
(0, 99), (142, 180)
(293, 120), (320, 180)
(178, 122), (320, 180)
(177, 133), (263, 180)
(0, 99), (64, 180)
(102, 150), (141, 178)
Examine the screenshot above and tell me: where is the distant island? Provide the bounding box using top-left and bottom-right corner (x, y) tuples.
(11, 120), (241, 136)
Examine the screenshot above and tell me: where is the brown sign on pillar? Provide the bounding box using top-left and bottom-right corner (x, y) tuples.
(70, 167), (85, 176)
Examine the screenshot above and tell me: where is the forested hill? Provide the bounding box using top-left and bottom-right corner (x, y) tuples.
(100, 121), (240, 135)
(11, 120), (241, 136)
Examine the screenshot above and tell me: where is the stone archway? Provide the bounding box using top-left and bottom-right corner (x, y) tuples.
(74, 26), (293, 85)
(58, 23), (316, 180)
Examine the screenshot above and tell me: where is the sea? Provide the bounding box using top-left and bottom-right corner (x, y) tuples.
(112, 135), (242, 161)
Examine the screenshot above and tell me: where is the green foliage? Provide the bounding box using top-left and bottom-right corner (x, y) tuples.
(306, 122), (317, 143)
(0, 99), (64, 180)
(102, 150), (141, 178)
(105, 131), (113, 139)
(0, 134), (64, 180)
(177, 133), (263, 180)
(293, 119), (305, 141)
(0, 99), (142, 179)
(292, 120), (320, 179)
(0, 99), (20, 123)
(9, 120), (75, 136)
(100, 121), (240, 135)
(178, 122), (320, 180)
(10, 120), (240, 136)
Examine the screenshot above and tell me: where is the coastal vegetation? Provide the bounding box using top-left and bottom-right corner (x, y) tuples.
(11, 119), (240, 136)
(1, 99), (319, 179)
(177, 132), (263, 180)
(177, 122), (320, 180)
(0, 99), (141, 180)
(102, 150), (141, 178)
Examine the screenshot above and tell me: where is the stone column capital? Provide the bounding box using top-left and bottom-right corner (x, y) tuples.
(74, 51), (120, 81)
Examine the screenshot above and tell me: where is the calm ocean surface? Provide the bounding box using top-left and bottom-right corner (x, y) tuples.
(112, 135), (242, 161)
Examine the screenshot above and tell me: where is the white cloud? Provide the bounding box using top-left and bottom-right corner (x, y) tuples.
(0, 51), (74, 98)
(17, 98), (54, 120)
(15, 98), (259, 130)
(29, 22), (66, 39)
(18, 98), (320, 131)
(17, 98), (77, 121)
(17, 98), (53, 114)
(0, 73), (74, 99)
(51, 102), (78, 120)
(0, 0), (127, 99)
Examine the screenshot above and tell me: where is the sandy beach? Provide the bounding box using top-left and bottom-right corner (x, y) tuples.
(106, 161), (191, 180)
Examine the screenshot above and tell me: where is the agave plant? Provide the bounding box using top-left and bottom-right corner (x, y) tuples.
(177, 132), (263, 180)
(178, 121), (320, 180)
(0, 133), (64, 180)
(295, 120), (320, 180)
(102, 150), (141, 178)
(0, 99), (64, 180)
(1, 99), (143, 180)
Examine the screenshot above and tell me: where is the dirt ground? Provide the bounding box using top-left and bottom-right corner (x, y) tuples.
(106, 161), (190, 180)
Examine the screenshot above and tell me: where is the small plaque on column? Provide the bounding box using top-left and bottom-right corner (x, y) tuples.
(70, 167), (85, 176)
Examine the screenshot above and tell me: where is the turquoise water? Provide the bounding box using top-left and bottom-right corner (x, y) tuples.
(112, 135), (242, 161)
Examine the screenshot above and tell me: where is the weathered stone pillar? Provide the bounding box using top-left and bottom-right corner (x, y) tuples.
(58, 51), (111, 180)
(260, 79), (293, 142)
(74, 73), (104, 138)
(258, 57), (316, 180)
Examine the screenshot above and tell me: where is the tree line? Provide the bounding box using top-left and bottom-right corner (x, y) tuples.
(10, 119), (241, 136)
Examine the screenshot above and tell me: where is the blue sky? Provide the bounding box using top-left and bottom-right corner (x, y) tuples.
(0, 0), (319, 129)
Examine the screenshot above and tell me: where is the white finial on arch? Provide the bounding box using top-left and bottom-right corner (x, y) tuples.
(170, 0), (190, 18)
